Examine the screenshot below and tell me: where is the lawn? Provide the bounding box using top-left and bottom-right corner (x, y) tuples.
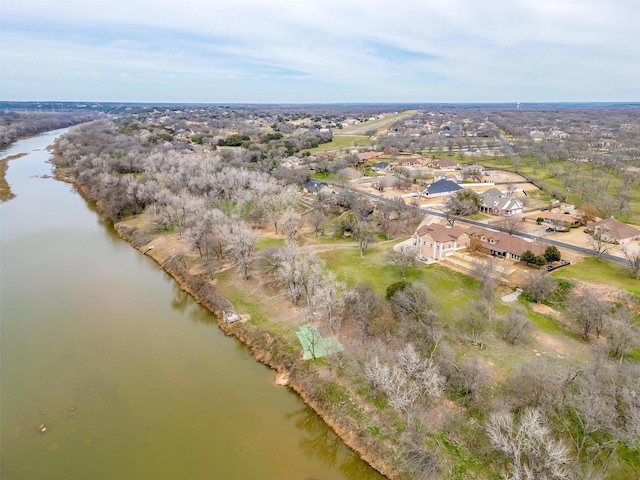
(311, 171), (348, 183)
(553, 257), (640, 296)
(318, 245), (480, 320)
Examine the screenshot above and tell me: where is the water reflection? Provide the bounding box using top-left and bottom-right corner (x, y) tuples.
(169, 283), (218, 325)
(287, 406), (385, 480)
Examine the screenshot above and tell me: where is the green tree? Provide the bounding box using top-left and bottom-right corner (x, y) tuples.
(521, 250), (537, 265)
(543, 245), (561, 263)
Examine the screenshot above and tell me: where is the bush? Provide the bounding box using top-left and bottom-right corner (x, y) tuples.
(543, 245), (561, 262)
(386, 280), (408, 300)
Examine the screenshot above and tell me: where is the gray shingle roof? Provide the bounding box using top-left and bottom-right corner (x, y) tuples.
(425, 179), (463, 195)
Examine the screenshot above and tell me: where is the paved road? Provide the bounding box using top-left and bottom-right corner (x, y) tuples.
(325, 181), (627, 266)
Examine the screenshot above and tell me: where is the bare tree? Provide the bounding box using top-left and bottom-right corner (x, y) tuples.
(268, 243), (323, 311)
(486, 407), (571, 480)
(344, 282), (381, 333)
(456, 355), (490, 405)
(622, 245), (640, 279)
(578, 202), (597, 225)
(588, 234), (612, 260)
(354, 220), (375, 257)
(443, 189), (481, 226)
(462, 299), (492, 346)
(505, 359), (572, 411)
(390, 282), (438, 334)
(385, 244), (419, 278)
(493, 215), (523, 235)
(504, 181), (517, 199)
(500, 305), (532, 345)
(566, 289), (612, 340)
(401, 433), (440, 479)
(227, 224), (258, 280)
(364, 342), (444, 415)
(308, 204), (326, 237)
(314, 271), (347, 335)
(281, 207), (303, 241)
(522, 273), (558, 303)
(605, 306), (640, 359)
(471, 258), (501, 302)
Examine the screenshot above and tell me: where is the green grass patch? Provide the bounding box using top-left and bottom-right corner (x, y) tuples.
(609, 445), (640, 480)
(554, 257), (640, 295)
(318, 246), (479, 322)
(311, 171), (347, 183)
(306, 135), (372, 154)
(432, 431), (486, 479)
(467, 212), (492, 221)
(254, 236), (285, 250)
(525, 308), (581, 340)
(213, 270), (293, 337)
(338, 110), (418, 135)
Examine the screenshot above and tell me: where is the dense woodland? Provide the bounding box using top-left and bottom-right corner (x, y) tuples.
(45, 104), (640, 479)
(0, 110), (104, 147)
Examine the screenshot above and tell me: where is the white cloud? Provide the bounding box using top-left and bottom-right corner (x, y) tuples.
(1, 0), (638, 101)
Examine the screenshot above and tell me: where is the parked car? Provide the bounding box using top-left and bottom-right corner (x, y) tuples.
(546, 227), (555, 232)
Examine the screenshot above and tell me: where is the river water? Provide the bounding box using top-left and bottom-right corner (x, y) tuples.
(0, 130), (385, 480)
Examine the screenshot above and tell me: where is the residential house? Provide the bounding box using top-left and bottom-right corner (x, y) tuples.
(530, 131), (544, 142)
(427, 158), (458, 169)
(466, 226), (545, 261)
(462, 164), (486, 181)
(481, 187), (505, 197)
(586, 217), (640, 245)
(421, 179), (463, 198)
(396, 157), (424, 168)
(527, 212), (580, 230)
(414, 224), (470, 261)
(371, 161), (394, 172)
(304, 180), (330, 194)
(480, 193), (524, 216)
(463, 148), (482, 157)
(357, 151), (383, 163)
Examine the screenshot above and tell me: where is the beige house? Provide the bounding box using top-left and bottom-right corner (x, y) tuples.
(466, 226), (545, 261)
(587, 217), (640, 245)
(414, 224), (470, 261)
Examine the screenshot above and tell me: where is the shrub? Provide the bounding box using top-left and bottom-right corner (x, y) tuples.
(386, 280), (408, 300)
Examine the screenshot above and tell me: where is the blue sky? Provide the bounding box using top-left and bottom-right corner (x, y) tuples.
(1, 0), (638, 103)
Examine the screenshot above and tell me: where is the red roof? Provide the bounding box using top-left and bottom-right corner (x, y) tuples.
(417, 224), (467, 243)
(466, 226), (544, 257)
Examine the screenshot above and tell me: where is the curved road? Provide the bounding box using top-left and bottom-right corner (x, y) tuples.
(324, 181), (627, 266)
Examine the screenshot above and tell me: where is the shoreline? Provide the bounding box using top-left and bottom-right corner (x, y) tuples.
(114, 222), (397, 480)
(0, 153), (28, 202)
(55, 167), (397, 479)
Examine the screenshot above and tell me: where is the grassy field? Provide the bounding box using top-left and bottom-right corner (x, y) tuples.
(451, 154), (640, 225)
(306, 135), (372, 154)
(553, 257), (640, 296)
(338, 110), (418, 135)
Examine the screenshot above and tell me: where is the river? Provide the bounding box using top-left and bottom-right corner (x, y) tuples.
(0, 129), (385, 480)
